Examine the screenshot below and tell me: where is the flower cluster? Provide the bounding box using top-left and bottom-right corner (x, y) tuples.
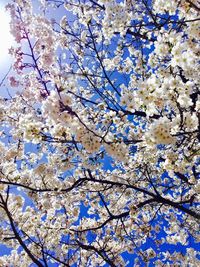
(76, 126), (101, 153)
(145, 118), (175, 146)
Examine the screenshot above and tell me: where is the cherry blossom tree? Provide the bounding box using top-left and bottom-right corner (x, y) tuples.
(0, 0), (200, 266)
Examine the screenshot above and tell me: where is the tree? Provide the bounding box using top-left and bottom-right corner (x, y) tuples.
(0, 0), (199, 266)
